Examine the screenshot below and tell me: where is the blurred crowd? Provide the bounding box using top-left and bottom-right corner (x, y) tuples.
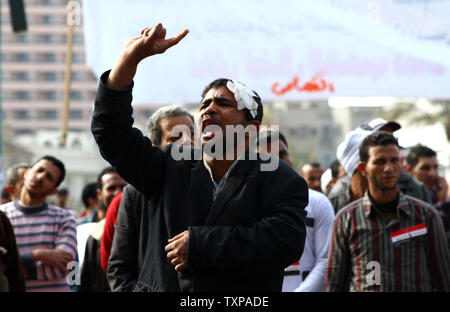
(1, 110), (448, 292)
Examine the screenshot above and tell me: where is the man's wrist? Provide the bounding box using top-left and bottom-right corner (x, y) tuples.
(106, 54), (138, 90)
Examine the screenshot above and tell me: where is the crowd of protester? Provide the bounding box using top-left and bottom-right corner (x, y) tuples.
(1, 23), (449, 292)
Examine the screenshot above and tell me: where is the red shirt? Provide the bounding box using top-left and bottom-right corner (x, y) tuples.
(100, 192), (123, 272)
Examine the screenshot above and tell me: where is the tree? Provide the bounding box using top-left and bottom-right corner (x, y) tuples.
(379, 100), (450, 142)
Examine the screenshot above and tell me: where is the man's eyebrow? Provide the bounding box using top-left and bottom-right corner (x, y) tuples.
(201, 96), (234, 104)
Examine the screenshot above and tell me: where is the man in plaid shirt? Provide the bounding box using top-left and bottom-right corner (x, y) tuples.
(325, 131), (450, 292)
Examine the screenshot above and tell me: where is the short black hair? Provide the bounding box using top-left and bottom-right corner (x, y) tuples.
(359, 131), (399, 163)
(406, 144), (437, 168)
(304, 162), (322, 168)
(81, 182), (98, 208)
(97, 166), (117, 190)
(329, 159), (341, 179)
(256, 130), (288, 148)
(57, 188), (69, 197)
(1, 187), (11, 202)
(33, 155), (66, 187)
(279, 132), (288, 148)
(201, 78), (264, 123)
(5, 163), (31, 188)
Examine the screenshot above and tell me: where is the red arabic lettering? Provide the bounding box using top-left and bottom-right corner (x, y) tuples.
(271, 74), (335, 96)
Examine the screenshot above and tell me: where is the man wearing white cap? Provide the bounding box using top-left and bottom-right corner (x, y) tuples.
(328, 118), (432, 213)
(327, 129), (371, 213)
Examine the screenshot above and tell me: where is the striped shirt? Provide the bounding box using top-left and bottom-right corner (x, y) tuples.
(0, 201), (77, 292)
(325, 192), (450, 292)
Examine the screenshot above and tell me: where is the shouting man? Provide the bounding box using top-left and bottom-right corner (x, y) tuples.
(91, 24), (308, 292)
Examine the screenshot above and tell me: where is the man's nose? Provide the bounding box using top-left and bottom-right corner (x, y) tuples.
(181, 132), (195, 147)
(202, 101), (218, 116)
(384, 162), (395, 173)
(429, 167), (438, 178)
(36, 172), (44, 181)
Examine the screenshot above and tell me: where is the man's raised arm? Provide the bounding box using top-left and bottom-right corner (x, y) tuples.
(106, 24), (189, 90)
(91, 24), (188, 197)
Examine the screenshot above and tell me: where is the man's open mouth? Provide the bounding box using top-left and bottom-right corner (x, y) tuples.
(201, 119), (220, 139)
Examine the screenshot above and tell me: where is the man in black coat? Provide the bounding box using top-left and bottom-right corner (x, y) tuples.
(91, 23), (308, 292)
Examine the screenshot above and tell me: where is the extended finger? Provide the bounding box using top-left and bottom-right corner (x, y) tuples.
(164, 29), (189, 48)
(141, 27), (150, 35)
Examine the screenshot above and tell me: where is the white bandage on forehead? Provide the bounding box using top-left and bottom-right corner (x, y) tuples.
(226, 80), (259, 119)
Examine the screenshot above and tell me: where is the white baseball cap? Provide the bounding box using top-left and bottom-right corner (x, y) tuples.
(358, 118), (401, 132)
(336, 129), (372, 177)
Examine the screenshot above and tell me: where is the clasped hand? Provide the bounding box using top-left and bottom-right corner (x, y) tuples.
(165, 230), (189, 272)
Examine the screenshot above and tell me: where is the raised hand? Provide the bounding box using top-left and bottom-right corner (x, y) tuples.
(436, 176), (449, 203)
(107, 23), (189, 90)
(125, 24), (189, 66)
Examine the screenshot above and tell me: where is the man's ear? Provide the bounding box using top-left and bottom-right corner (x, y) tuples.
(23, 167), (31, 180)
(247, 120), (260, 132)
(356, 161), (367, 177)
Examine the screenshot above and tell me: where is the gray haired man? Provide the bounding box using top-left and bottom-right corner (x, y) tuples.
(146, 105), (195, 148)
(106, 104), (195, 291)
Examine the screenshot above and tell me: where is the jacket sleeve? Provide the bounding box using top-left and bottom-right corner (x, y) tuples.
(187, 174), (308, 274)
(0, 212), (26, 292)
(296, 195), (335, 292)
(90, 70), (166, 198)
(107, 186), (142, 291)
(424, 205), (450, 291)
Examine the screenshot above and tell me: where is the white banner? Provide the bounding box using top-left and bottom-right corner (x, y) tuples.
(82, 0), (450, 105)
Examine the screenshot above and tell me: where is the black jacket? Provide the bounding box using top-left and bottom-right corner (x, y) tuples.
(91, 71), (308, 292)
(0, 210), (25, 292)
(107, 184), (148, 291)
(79, 228), (110, 292)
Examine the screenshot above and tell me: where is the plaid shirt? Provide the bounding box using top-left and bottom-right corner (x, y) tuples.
(325, 191), (450, 292)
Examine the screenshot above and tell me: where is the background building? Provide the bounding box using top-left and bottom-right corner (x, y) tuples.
(1, 0), (96, 135)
